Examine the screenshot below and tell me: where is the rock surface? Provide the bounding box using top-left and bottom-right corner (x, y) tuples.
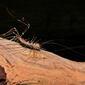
(0, 37), (85, 85)
(0, 65), (6, 85)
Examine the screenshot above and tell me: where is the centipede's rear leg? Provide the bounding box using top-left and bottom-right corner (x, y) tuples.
(0, 28), (15, 39)
(0, 27), (19, 41)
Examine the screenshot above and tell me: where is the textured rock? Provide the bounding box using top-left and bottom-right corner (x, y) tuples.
(0, 65), (6, 85)
(0, 37), (85, 85)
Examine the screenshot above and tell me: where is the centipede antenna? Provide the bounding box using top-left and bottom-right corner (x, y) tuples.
(42, 39), (85, 56)
(55, 45), (85, 52)
(53, 42), (85, 56)
(42, 40), (55, 45)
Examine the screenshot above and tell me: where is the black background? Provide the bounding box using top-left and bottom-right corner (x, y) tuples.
(0, 0), (85, 62)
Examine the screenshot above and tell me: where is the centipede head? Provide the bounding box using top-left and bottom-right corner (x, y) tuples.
(31, 43), (41, 50)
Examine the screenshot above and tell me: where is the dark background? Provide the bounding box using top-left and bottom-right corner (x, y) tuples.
(0, 0), (85, 62)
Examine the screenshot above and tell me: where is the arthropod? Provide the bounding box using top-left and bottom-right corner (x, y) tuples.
(0, 8), (41, 50)
(14, 27), (41, 50)
(1, 27), (41, 51)
(1, 7), (85, 59)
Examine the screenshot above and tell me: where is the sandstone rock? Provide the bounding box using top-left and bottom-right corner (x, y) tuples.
(0, 37), (85, 85)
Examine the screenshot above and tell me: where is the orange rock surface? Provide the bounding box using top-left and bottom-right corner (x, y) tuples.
(0, 37), (85, 85)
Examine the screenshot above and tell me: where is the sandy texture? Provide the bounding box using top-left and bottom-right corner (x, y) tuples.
(0, 37), (85, 85)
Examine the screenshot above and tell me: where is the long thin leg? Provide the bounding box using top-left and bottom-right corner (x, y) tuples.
(13, 27), (20, 35)
(4, 35), (15, 40)
(20, 23), (30, 37)
(6, 7), (16, 18)
(0, 28), (15, 37)
(11, 28), (20, 41)
(6, 7), (30, 37)
(0, 27), (20, 41)
(30, 36), (37, 43)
